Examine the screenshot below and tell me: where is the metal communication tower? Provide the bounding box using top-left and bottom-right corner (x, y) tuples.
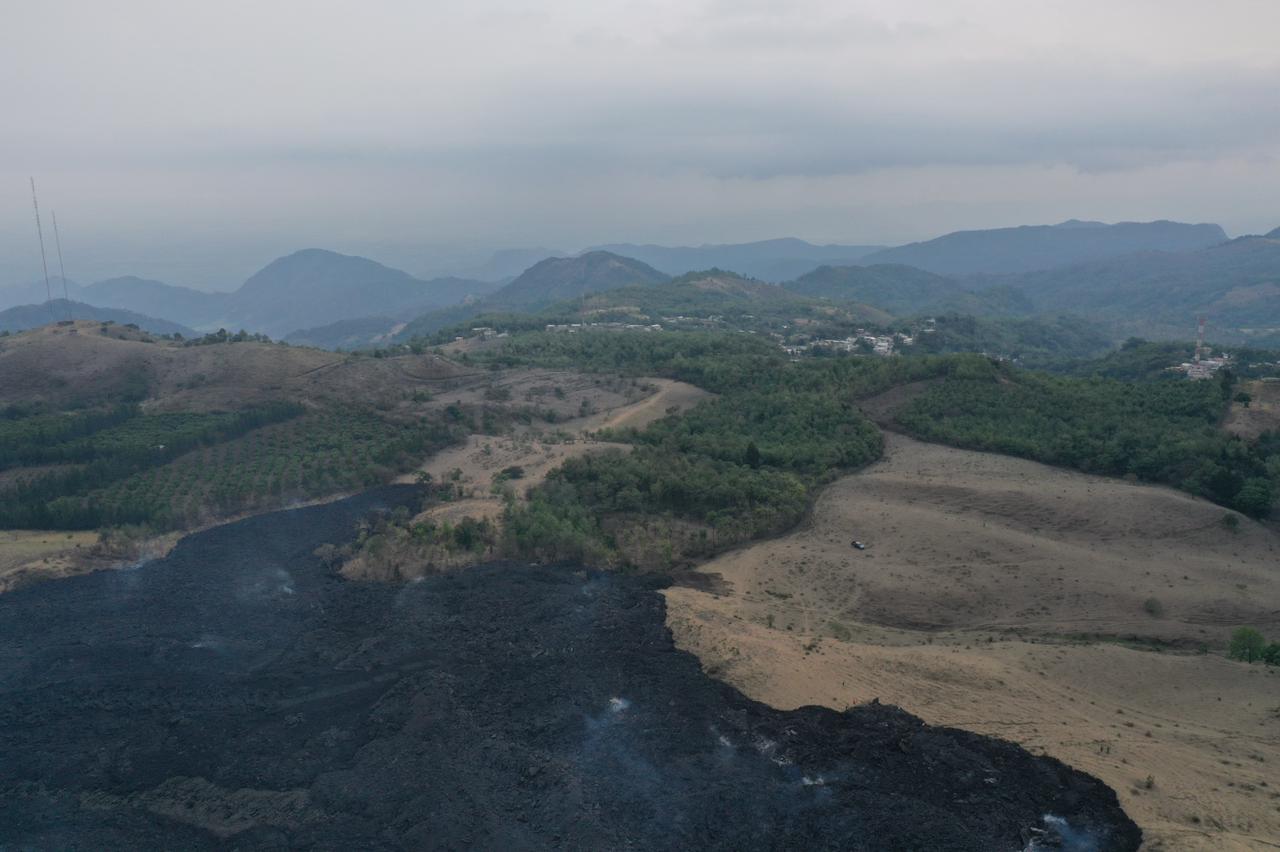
(52, 211), (72, 321)
(30, 177), (56, 323)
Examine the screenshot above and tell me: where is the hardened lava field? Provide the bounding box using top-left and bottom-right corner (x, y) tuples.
(0, 487), (1140, 851)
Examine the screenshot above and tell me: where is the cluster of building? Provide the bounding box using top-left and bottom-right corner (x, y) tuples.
(544, 322), (663, 334)
(659, 315), (723, 328)
(461, 327), (509, 341)
(782, 331), (914, 358)
(1179, 353), (1231, 380)
(1175, 317), (1232, 380)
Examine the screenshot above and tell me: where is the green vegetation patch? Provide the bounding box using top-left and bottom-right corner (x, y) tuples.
(0, 401), (485, 530)
(466, 330), (961, 567)
(1228, 627), (1280, 666)
(0, 403), (306, 529)
(908, 314), (1112, 368)
(896, 362), (1278, 516)
(74, 409), (464, 528)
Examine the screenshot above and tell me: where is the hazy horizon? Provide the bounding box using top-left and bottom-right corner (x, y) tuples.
(5, 1), (1279, 289)
(0, 216), (1252, 294)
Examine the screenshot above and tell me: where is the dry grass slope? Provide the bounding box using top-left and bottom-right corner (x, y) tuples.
(666, 434), (1280, 851)
(0, 322), (474, 411)
(1225, 379), (1280, 441)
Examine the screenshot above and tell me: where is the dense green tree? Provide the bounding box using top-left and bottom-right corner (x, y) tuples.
(896, 366), (1277, 516)
(1228, 627), (1266, 663)
(1233, 478), (1273, 517)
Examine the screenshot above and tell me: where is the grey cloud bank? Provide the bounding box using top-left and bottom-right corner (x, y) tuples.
(3, 0), (1278, 288)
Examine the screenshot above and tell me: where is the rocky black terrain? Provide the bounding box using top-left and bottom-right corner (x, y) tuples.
(0, 487), (1141, 851)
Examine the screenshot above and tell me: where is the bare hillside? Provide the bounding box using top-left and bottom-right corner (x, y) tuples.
(0, 322), (473, 411)
(666, 434), (1280, 851)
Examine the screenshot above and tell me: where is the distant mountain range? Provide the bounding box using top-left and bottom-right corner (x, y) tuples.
(778, 229), (1280, 343)
(0, 250), (499, 339)
(82, 276), (228, 325)
(0, 277), (85, 310)
(3, 219), (1273, 348)
(976, 230), (1280, 339)
(587, 238), (883, 282)
(0, 299), (196, 337)
(254, 222), (1280, 349)
(858, 220), (1227, 276)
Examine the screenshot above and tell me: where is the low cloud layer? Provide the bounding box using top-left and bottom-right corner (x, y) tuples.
(4, 1), (1278, 287)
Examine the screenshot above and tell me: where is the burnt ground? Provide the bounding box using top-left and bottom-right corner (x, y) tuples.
(0, 487), (1140, 851)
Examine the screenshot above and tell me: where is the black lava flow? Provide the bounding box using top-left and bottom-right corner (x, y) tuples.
(0, 486), (1141, 851)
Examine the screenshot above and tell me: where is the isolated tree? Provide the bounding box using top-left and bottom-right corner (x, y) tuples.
(745, 441), (762, 469)
(1228, 627), (1266, 663)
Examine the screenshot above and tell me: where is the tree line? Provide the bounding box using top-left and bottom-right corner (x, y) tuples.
(896, 362), (1276, 516)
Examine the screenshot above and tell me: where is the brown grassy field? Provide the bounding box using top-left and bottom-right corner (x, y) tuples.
(0, 530), (100, 593)
(0, 321), (475, 411)
(665, 434), (1280, 851)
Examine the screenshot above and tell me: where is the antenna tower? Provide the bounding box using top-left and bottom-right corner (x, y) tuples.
(1195, 315), (1206, 363)
(52, 211), (73, 321)
(30, 177), (56, 323)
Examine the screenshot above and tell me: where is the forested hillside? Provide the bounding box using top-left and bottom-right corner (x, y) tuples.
(462, 331), (1279, 568)
(907, 314), (1112, 366)
(477, 331), (955, 565)
(896, 363), (1277, 516)
(785, 264), (963, 311)
(974, 233), (1280, 342)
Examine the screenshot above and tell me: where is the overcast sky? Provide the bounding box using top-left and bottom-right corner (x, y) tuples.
(3, 0), (1279, 287)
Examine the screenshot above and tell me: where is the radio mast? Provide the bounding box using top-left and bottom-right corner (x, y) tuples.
(52, 211), (73, 321)
(30, 177), (56, 323)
